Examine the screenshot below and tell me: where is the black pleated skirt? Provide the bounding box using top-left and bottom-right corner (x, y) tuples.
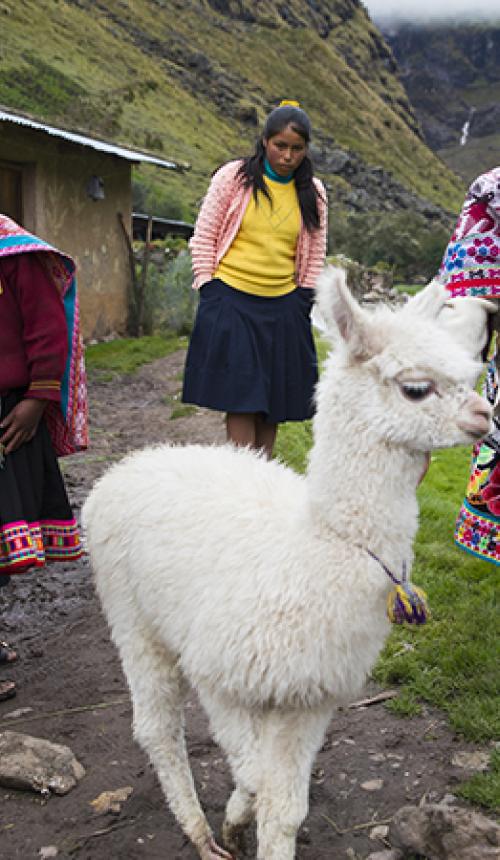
(182, 279), (318, 424)
(0, 390), (82, 583)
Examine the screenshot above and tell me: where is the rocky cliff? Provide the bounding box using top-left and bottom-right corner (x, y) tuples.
(381, 23), (500, 184)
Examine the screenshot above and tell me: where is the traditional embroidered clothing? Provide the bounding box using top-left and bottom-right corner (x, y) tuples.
(439, 167), (500, 299)
(0, 217), (87, 577)
(439, 167), (500, 565)
(0, 391), (82, 576)
(0, 215), (88, 456)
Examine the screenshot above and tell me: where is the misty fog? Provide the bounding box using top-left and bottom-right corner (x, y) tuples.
(363, 0), (500, 24)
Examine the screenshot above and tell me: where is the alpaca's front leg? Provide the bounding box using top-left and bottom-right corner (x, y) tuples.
(256, 705), (332, 860)
(199, 837), (234, 860)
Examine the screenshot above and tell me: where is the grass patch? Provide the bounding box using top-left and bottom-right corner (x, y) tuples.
(394, 283), (424, 296)
(170, 404), (197, 420)
(162, 392), (196, 419)
(385, 690), (422, 718)
(372, 447), (499, 754)
(456, 749), (500, 812)
(0, 55), (86, 116)
(85, 335), (186, 374)
(275, 334), (329, 472)
(275, 420), (313, 474)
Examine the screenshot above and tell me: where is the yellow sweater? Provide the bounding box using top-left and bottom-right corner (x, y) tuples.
(215, 177), (300, 297)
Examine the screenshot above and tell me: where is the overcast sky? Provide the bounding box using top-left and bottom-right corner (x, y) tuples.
(363, 0), (500, 23)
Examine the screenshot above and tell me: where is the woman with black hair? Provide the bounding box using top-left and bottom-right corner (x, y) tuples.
(182, 101), (328, 457)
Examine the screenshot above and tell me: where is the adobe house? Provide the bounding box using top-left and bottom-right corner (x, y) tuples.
(0, 107), (182, 340)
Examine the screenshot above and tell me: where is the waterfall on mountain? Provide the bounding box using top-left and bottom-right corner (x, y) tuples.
(460, 108), (476, 146)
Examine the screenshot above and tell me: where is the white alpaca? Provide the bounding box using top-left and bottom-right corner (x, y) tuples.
(437, 292), (497, 363)
(82, 267), (491, 860)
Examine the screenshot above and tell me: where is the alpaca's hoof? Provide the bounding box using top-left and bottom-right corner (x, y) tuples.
(222, 820), (247, 857)
(200, 836), (234, 860)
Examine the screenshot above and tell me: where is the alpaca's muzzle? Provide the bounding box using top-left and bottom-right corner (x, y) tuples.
(457, 391), (492, 438)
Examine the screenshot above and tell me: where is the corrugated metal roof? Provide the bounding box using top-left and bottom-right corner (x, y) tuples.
(0, 107), (181, 170)
(132, 212), (194, 240)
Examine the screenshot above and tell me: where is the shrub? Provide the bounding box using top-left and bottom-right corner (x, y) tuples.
(142, 250), (197, 336)
(132, 180), (191, 221)
(329, 211), (451, 282)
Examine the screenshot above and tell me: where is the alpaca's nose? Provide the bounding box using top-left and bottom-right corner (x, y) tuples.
(458, 391), (492, 438)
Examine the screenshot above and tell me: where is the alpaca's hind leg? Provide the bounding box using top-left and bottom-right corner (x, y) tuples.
(222, 785), (254, 856)
(198, 689), (260, 855)
(255, 705), (332, 860)
(120, 637), (232, 860)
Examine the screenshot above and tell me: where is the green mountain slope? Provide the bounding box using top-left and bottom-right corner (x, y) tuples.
(0, 0), (464, 219)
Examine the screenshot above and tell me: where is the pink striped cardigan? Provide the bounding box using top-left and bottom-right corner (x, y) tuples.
(189, 159), (328, 291)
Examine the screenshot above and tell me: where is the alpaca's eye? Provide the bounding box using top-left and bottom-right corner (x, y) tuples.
(399, 381), (435, 402)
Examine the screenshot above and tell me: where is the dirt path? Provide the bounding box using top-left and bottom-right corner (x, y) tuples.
(0, 352), (482, 859)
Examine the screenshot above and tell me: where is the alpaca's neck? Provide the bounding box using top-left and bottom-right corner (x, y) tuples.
(306, 407), (425, 572)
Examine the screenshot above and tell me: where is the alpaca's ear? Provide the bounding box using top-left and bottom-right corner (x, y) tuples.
(472, 298), (499, 314)
(315, 266), (378, 359)
(406, 279), (447, 318)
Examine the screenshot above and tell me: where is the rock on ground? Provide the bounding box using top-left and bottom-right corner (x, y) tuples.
(390, 803), (500, 860)
(0, 730), (85, 795)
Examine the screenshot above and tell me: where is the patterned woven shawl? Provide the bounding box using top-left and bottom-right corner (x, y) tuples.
(0, 215), (88, 456)
(438, 169), (500, 564)
(439, 166), (500, 298)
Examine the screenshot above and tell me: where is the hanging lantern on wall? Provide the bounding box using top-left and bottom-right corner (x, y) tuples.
(86, 175), (105, 201)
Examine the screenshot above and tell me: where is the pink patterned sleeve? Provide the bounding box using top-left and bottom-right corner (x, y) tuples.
(301, 179), (328, 290)
(189, 161), (241, 290)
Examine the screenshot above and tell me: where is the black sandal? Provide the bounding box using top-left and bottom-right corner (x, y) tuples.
(0, 641), (17, 665)
(0, 679), (16, 702)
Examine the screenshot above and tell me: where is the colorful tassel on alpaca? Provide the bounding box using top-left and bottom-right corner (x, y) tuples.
(387, 582), (429, 625)
(364, 548), (430, 626)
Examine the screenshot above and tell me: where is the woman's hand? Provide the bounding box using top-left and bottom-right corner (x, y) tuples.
(0, 399), (48, 454)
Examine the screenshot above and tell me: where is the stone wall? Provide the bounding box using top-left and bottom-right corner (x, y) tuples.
(329, 254), (403, 304)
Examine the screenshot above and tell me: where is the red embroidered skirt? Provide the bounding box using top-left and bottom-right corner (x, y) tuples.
(0, 390), (82, 581)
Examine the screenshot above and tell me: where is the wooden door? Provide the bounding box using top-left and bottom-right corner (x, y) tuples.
(0, 164), (23, 223)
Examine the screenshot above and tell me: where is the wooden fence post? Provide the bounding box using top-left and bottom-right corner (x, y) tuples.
(137, 216), (153, 336)
(118, 211), (139, 336)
